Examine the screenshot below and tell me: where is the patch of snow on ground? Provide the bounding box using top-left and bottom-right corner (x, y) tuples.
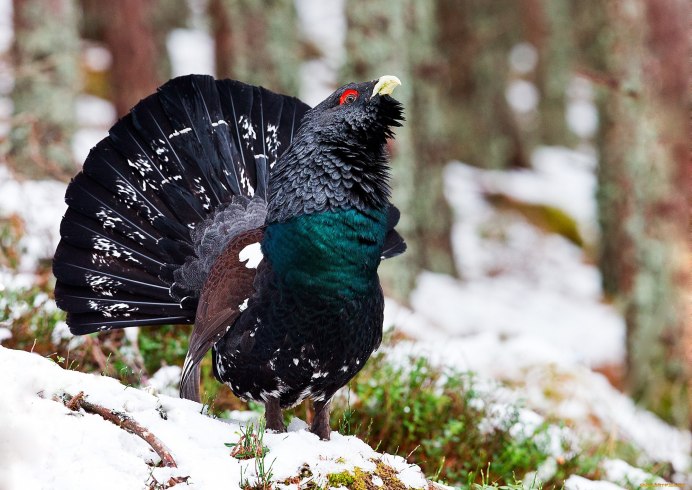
(564, 475), (625, 490)
(410, 272), (624, 368)
(0, 165), (67, 270)
(75, 94), (116, 128)
(145, 365), (182, 397)
(72, 127), (108, 164)
(0, 346), (430, 489)
(401, 152), (625, 368)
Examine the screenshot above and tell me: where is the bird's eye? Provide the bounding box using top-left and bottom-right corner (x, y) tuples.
(339, 89), (359, 105)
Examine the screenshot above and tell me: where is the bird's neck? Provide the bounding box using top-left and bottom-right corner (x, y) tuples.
(262, 207), (388, 300)
(266, 137), (391, 223)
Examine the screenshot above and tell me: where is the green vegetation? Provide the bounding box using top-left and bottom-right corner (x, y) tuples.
(329, 354), (553, 487)
(226, 419), (274, 490)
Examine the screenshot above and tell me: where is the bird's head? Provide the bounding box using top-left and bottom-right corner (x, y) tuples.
(305, 75), (404, 149)
(267, 76), (404, 221)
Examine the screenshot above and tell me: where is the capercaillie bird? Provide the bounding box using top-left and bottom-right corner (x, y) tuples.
(53, 74), (406, 440)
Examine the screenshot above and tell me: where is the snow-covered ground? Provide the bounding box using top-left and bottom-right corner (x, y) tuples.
(0, 346), (431, 490)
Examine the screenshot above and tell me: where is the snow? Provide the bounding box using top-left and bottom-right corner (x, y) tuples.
(399, 153), (623, 369)
(166, 28), (215, 78)
(506, 79), (539, 113)
(567, 76), (599, 138)
(380, 147), (691, 484)
(602, 459), (666, 488)
(565, 476), (626, 490)
(509, 43), (538, 74)
(0, 0), (11, 54)
(0, 346), (430, 490)
(75, 94), (116, 128)
(145, 365), (183, 397)
(0, 165), (67, 271)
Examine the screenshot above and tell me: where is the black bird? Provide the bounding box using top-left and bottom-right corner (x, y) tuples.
(53, 74), (406, 440)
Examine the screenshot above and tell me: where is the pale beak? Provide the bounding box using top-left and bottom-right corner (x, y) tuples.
(372, 75), (402, 97)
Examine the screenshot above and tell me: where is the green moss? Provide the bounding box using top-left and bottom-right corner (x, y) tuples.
(327, 470), (356, 487)
(326, 467), (378, 490)
(374, 462), (407, 490)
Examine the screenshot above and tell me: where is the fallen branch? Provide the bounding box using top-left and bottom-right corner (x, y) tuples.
(62, 391), (178, 469)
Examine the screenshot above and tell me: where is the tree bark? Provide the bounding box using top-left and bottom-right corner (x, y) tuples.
(208, 0), (233, 80)
(597, 0), (690, 427)
(9, 0), (79, 180)
(437, 0), (527, 170)
(100, 0), (160, 117)
(520, 0), (574, 146)
(210, 0), (299, 95)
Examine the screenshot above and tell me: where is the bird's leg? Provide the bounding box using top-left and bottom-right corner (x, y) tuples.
(310, 399), (332, 440)
(264, 397), (286, 433)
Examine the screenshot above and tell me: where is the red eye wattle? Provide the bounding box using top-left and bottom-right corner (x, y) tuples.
(339, 89), (359, 105)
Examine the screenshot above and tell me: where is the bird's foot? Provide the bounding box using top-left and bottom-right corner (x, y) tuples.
(265, 397), (286, 433)
(310, 399), (331, 441)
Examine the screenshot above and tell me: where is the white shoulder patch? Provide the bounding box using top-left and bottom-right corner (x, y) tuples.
(238, 242), (263, 269)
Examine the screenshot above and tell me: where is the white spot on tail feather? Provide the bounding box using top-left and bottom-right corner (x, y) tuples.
(169, 127), (192, 138)
(238, 115), (256, 143)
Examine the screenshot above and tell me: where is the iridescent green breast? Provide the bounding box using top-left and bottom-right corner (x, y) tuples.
(262, 208), (388, 300)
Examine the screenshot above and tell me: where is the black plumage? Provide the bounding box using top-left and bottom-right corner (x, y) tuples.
(53, 74), (405, 440)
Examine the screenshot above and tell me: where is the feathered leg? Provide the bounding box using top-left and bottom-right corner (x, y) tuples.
(265, 397), (286, 433)
(310, 399), (331, 440)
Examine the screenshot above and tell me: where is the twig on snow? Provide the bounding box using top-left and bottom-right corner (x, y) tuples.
(61, 391), (178, 469)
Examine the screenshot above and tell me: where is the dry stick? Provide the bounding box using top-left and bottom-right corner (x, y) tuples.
(62, 391), (178, 468)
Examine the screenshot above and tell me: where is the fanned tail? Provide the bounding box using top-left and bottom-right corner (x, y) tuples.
(54, 75), (309, 334)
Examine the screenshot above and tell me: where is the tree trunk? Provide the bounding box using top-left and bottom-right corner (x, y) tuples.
(597, 0), (690, 427)
(344, 0), (455, 300)
(9, 0), (79, 180)
(520, 0), (574, 146)
(101, 0), (160, 117)
(208, 0), (233, 80)
(210, 0), (299, 95)
(437, 0), (527, 170)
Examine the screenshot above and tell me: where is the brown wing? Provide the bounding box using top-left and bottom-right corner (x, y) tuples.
(179, 227), (265, 401)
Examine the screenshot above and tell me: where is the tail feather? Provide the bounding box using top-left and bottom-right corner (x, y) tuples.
(156, 76), (239, 201)
(53, 74), (310, 334)
(59, 209), (169, 278)
(64, 173), (167, 257)
(54, 243), (172, 300)
(81, 141), (195, 242)
(216, 81), (305, 198)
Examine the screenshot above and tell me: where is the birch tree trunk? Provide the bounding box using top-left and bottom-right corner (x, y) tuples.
(597, 0), (690, 427)
(9, 0), (79, 180)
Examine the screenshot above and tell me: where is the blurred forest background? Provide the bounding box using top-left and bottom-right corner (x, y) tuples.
(0, 0), (689, 461)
